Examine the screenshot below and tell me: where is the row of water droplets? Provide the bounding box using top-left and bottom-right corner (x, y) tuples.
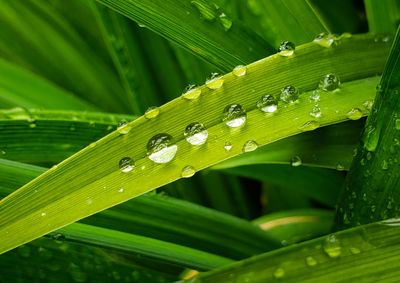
(117, 33), (367, 176)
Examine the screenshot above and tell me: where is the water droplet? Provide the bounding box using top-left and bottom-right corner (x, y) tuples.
(232, 65), (247, 77)
(278, 41), (295, 56)
(273, 267), (285, 279)
(366, 151), (372, 160)
(360, 158), (366, 165)
(87, 199), (93, 205)
(363, 100), (373, 111)
(222, 104), (247, 127)
(314, 33), (335, 47)
(300, 121), (319, 131)
(147, 133), (178, 163)
(340, 32), (352, 39)
(191, 0), (217, 21)
(29, 122), (36, 128)
(280, 86), (299, 103)
(119, 157), (134, 172)
(336, 164), (345, 171)
(291, 156), (302, 167)
(305, 256), (317, 266)
(310, 105), (321, 118)
(52, 233), (66, 244)
(224, 142), (232, 151)
(382, 160), (389, 170)
(256, 94), (278, 113)
(349, 247), (360, 254)
(347, 108), (363, 120)
(309, 90), (321, 102)
(363, 125), (380, 152)
(184, 122), (208, 145)
(117, 121), (131, 134)
(182, 84), (201, 100)
(181, 165), (196, 178)
(242, 140), (258, 152)
(206, 73), (224, 89)
(219, 13), (232, 31)
(319, 74), (340, 92)
(144, 106), (159, 119)
(323, 234), (342, 258)
(41, 212), (46, 217)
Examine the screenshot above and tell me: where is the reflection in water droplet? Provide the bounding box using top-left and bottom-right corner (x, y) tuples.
(319, 74), (340, 92)
(278, 41), (295, 56)
(224, 142), (232, 151)
(257, 94), (278, 113)
(222, 104), (247, 127)
(181, 165), (196, 178)
(323, 234), (342, 258)
(144, 106), (160, 119)
(291, 156), (302, 167)
(347, 108), (363, 120)
(147, 133), (178, 163)
(242, 140), (258, 152)
(119, 157), (134, 172)
(280, 86), (299, 103)
(310, 105), (321, 118)
(182, 84), (201, 100)
(184, 122), (208, 145)
(232, 65), (247, 77)
(206, 73), (224, 89)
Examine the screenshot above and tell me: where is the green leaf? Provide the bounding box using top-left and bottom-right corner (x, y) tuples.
(0, 35), (390, 254)
(364, 0), (400, 33)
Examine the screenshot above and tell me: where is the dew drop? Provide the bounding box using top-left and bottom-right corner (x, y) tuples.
(119, 157), (134, 172)
(363, 100), (373, 111)
(181, 165), (196, 178)
(222, 104), (247, 127)
(323, 234), (342, 258)
(363, 125), (380, 152)
(310, 105), (322, 118)
(147, 133), (178, 163)
(41, 212), (46, 217)
(191, 0), (217, 21)
(346, 108), (363, 120)
(256, 94), (278, 113)
(219, 13), (232, 31)
(291, 156), (302, 167)
(242, 140), (258, 152)
(319, 74), (340, 92)
(52, 233), (66, 244)
(349, 247), (360, 254)
(182, 84), (201, 100)
(300, 121), (319, 132)
(305, 256), (317, 266)
(144, 106), (160, 119)
(184, 122), (208, 145)
(278, 41), (295, 56)
(224, 142), (232, 151)
(336, 164), (345, 171)
(280, 85), (299, 103)
(314, 33), (335, 47)
(206, 73), (224, 89)
(117, 121), (131, 134)
(232, 65), (247, 77)
(273, 267), (285, 279)
(309, 90), (321, 102)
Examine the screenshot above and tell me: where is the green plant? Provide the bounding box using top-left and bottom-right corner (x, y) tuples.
(1, 0), (400, 282)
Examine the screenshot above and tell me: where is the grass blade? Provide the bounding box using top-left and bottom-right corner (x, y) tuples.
(364, 0), (400, 33)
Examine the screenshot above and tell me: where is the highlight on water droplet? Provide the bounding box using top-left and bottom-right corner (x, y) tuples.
(300, 120), (319, 132)
(363, 100), (373, 111)
(184, 122), (208, 145)
(291, 156), (302, 167)
(119, 157), (134, 172)
(257, 94), (278, 113)
(319, 74), (340, 92)
(181, 165), (196, 178)
(222, 104), (247, 127)
(144, 106), (160, 119)
(278, 41), (295, 56)
(313, 33), (335, 47)
(219, 13), (232, 31)
(190, 0), (217, 21)
(323, 234), (342, 258)
(232, 65), (247, 77)
(206, 73), (224, 89)
(280, 85), (299, 103)
(52, 233), (66, 244)
(273, 267), (285, 279)
(147, 133), (178, 163)
(182, 84), (202, 100)
(242, 140), (258, 152)
(224, 142), (233, 152)
(310, 105), (321, 118)
(309, 90), (321, 102)
(346, 108), (363, 120)
(336, 163), (345, 171)
(305, 256), (317, 266)
(117, 120), (131, 134)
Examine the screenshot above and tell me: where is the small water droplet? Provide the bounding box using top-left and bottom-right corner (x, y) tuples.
(363, 100), (373, 111)
(206, 73), (224, 89)
(41, 212), (46, 217)
(224, 142), (232, 151)
(219, 13), (232, 31)
(257, 94), (278, 113)
(310, 105), (321, 118)
(242, 140), (258, 152)
(191, 0), (217, 21)
(119, 157), (134, 172)
(305, 256), (317, 266)
(300, 121), (319, 131)
(184, 122), (208, 145)
(182, 84), (201, 100)
(336, 163), (345, 171)
(118, 188), (124, 193)
(291, 156), (302, 167)
(52, 233), (66, 244)
(309, 90), (321, 102)
(117, 121), (131, 134)
(87, 199), (93, 205)
(273, 267), (285, 279)
(347, 108), (363, 120)
(314, 33), (335, 47)
(144, 106), (160, 119)
(349, 247), (360, 254)
(232, 65), (247, 77)
(280, 85), (299, 103)
(181, 165), (196, 178)
(278, 41), (295, 56)
(323, 234), (342, 258)
(319, 74), (340, 92)
(147, 133), (178, 163)
(363, 125), (380, 152)
(222, 104), (247, 127)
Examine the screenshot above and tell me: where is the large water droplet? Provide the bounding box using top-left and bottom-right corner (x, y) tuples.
(119, 157), (134, 172)
(181, 165), (196, 178)
(319, 74), (340, 92)
(206, 73), (224, 89)
(182, 84), (201, 100)
(347, 108), (363, 120)
(273, 267), (285, 279)
(323, 234), (342, 258)
(278, 41), (295, 56)
(184, 122), (208, 145)
(219, 13), (232, 31)
(310, 105), (321, 118)
(222, 104), (247, 127)
(305, 256), (317, 266)
(300, 121), (319, 131)
(257, 94), (278, 113)
(147, 133), (178, 163)
(242, 140), (258, 152)
(144, 106), (160, 119)
(280, 86), (299, 103)
(291, 156), (302, 167)
(191, 0), (217, 21)
(224, 142), (232, 151)
(314, 33), (335, 47)
(232, 65), (247, 77)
